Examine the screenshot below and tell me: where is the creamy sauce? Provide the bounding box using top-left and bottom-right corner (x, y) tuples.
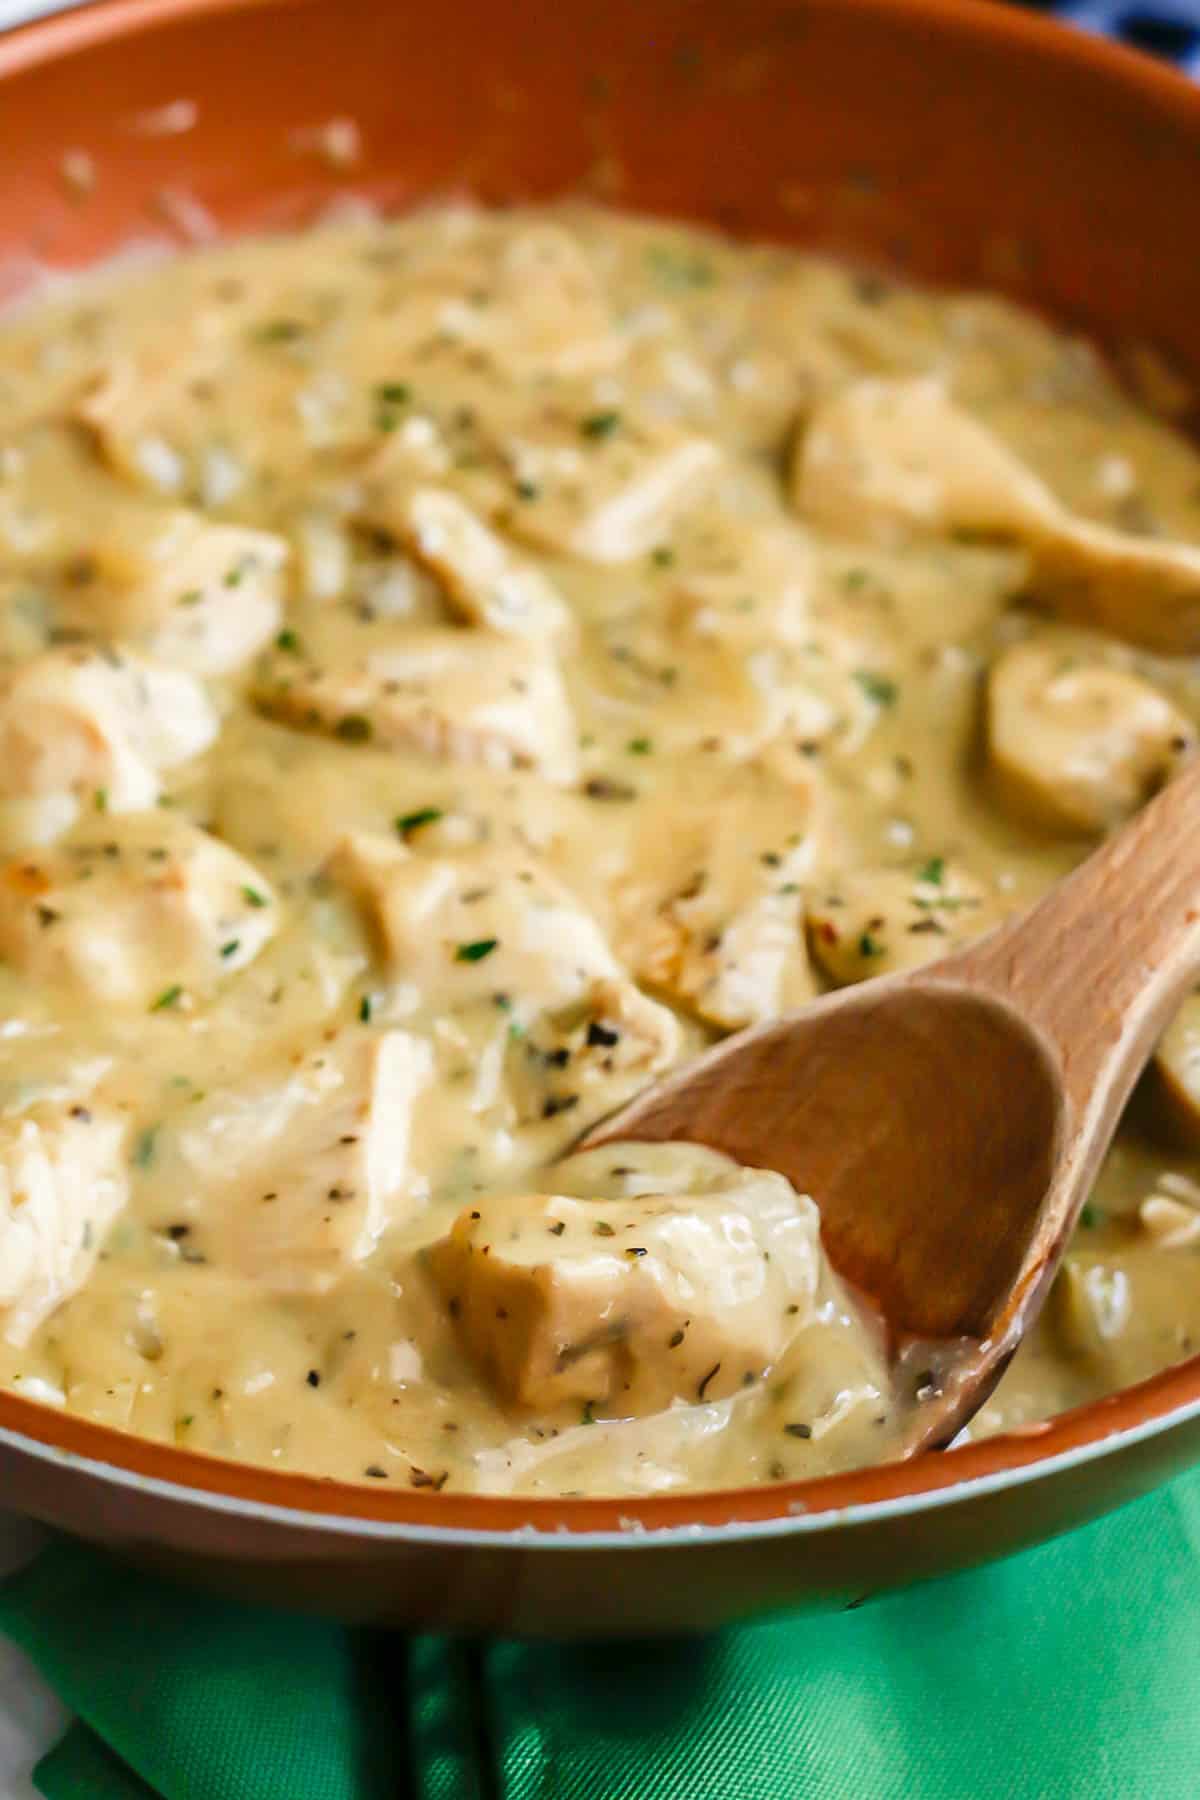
(0, 204), (1199, 1496)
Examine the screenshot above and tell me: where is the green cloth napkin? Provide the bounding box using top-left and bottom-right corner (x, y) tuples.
(7, 1468), (1200, 1800)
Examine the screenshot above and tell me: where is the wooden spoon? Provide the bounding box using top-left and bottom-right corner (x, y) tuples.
(579, 756), (1200, 1455)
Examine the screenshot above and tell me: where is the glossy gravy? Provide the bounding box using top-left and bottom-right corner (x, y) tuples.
(0, 204), (1198, 1497)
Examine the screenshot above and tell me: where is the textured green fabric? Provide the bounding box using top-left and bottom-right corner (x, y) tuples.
(6, 1473), (1200, 1799)
(0, 1536), (400, 1799)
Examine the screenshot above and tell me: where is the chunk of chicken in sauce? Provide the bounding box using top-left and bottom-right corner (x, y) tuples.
(327, 832), (681, 1126)
(613, 765), (823, 1029)
(138, 1028), (433, 1291)
(0, 814), (276, 1008)
(369, 486), (571, 643)
(252, 626), (577, 781)
(0, 645), (216, 848)
(807, 860), (1006, 986)
(793, 375), (1200, 654)
(63, 509), (287, 676)
(431, 1148), (834, 1416)
(985, 637), (1195, 836)
(481, 415), (722, 565)
(0, 1102), (128, 1349)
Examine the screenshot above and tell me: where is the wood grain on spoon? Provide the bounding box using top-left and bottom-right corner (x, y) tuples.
(580, 754), (1200, 1455)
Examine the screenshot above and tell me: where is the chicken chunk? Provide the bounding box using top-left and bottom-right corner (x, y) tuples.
(491, 225), (623, 377)
(329, 832), (618, 1014)
(330, 833), (680, 1121)
(0, 644), (218, 849)
(1052, 1257), (1131, 1366)
(586, 521), (860, 763)
(667, 520), (815, 650)
(0, 1102), (128, 1347)
(369, 487), (571, 641)
(1138, 1191), (1200, 1249)
(986, 639), (1194, 835)
(252, 627), (577, 782)
(493, 417), (721, 564)
(429, 1162), (822, 1415)
(1148, 995), (1200, 1151)
(0, 813), (277, 1008)
(792, 376), (1200, 654)
(588, 610), (846, 765)
(352, 218), (623, 388)
(505, 975), (681, 1127)
(72, 337), (222, 497)
(153, 1028), (432, 1290)
(444, 224), (624, 381)
(65, 509), (287, 676)
(630, 872), (814, 1029)
(807, 859), (1001, 985)
(613, 766), (823, 1028)
(794, 375), (1050, 543)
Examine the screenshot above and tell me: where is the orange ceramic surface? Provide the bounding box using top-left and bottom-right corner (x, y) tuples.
(0, 0), (1198, 1632)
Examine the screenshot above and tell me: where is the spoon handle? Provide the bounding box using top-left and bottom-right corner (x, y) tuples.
(943, 754), (1200, 1176)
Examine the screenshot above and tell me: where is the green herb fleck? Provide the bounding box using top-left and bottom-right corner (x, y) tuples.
(150, 985), (183, 1013)
(581, 1400), (597, 1425)
(626, 736), (653, 756)
(242, 885), (268, 909)
(275, 628), (303, 655)
(219, 939), (240, 959)
(854, 670), (898, 707)
(917, 856), (945, 887)
(455, 938), (499, 964)
(253, 318), (305, 344)
(93, 787), (108, 813)
(359, 994), (374, 1023)
(372, 382), (411, 432)
(858, 933), (885, 959)
(645, 244), (715, 290)
(132, 1124), (160, 1169)
(515, 479), (540, 502)
(334, 714), (372, 743)
(177, 588), (204, 607)
(650, 546), (675, 568)
(1079, 1203), (1102, 1230)
(593, 1220), (616, 1238)
(396, 806), (443, 838)
(580, 410), (621, 440)
(912, 894), (978, 914)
